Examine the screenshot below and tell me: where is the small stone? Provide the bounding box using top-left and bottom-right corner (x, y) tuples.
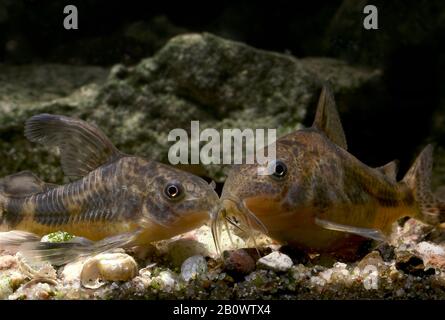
(415, 242), (445, 270)
(165, 239), (209, 267)
(190, 225), (246, 257)
(126, 244), (157, 262)
(61, 259), (86, 283)
(180, 255), (208, 282)
(9, 282), (54, 300)
(223, 249), (256, 276)
(362, 265), (379, 290)
(395, 250), (434, 276)
(375, 243), (396, 262)
(257, 251), (293, 272)
(157, 270), (177, 292)
(357, 251), (385, 270)
(416, 242), (445, 256)
(0, 255), (17, 270)
(0, 277), (13, 299)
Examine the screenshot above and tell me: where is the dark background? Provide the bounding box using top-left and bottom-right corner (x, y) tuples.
(0, 0), (444, 180)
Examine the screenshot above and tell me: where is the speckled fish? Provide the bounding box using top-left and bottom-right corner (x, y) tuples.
(213, 86), (445, 259)
(0, 114), (219, 265)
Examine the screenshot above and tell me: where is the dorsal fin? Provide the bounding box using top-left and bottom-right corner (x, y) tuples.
(0, 171), (55, 196)
(376, 160), (399, 181)
(312, 86), (348, 150)
(25, 114), (123, 179)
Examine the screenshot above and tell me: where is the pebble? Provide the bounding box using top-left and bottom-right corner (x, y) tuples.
(0, 277), (13, 299)
(415, 241), (445, 270)
(395, 250), (433, 276)
(180, 255), (208, 282)
(223, 249), (256, 276)
(165, 239), (209, 267)
(157, 270), (177, 292)
(357, 251), (384, 270)
(362, 265), (379, 290)
(257, 251), (293, 272)
(61, 259), (86, 283)
(0, 255), (17, 270)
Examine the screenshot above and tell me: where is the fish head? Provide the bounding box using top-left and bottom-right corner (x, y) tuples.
(217, 130), (334, 238)
(220, 140), (296, 222)
(141, 163), (219, 239)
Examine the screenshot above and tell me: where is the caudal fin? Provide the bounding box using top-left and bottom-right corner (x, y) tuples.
(402, 144), (445, 226)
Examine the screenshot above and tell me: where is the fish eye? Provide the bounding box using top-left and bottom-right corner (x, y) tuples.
(268, 160), (287, 180)
(164, 182), (184, 201)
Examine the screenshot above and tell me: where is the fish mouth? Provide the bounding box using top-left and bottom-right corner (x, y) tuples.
(211, 196), (268, 254)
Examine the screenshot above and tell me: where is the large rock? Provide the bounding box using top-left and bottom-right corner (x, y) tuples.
(0, 33), (382, 182)
(0, 64), (107, 182)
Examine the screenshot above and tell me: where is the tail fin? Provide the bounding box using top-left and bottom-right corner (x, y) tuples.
(402, 144), (445, 225)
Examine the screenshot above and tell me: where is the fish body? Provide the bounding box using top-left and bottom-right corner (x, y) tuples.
(0, 114), (218, 264)
(218, 87), (444, 258)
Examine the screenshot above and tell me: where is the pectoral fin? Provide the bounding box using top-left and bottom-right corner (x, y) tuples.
(314, 217), (386, 242)
(25, 114), (124, 179)
(0, 229), (142, 266)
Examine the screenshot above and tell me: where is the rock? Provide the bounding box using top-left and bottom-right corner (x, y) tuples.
(415, 242), (445, 270)
(60, 259), (85, 284)
(9, 282), (54, 300)
(361, 266), (379, 291)
(357, 251), (385, 270)
(189, 224), (246, 256)
(223, 249), (256, 276)
(0, 255), (17, 270)
(257, 251), (293, 272)
(0, 277), (13, 299)
(164, 239), (210, 267)
(126, 244), (158, 262)
(180, 255), (208, 282)
(0, 33), (382, 183)
(395, 250), (435, 276)
(393, 218), (433, 246)
(151, 270), (178, 293)
(375, 243), (396, 262)
(80, 253), (138, 289)
(0, 64), (107, 182)
(159, 224), (249, 266)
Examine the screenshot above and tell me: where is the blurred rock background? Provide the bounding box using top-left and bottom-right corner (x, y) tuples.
(0, 0), (444, 188)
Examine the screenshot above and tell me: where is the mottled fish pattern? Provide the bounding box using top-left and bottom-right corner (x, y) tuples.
(0, 114), (218, 265)
(217, 86), (445, 259)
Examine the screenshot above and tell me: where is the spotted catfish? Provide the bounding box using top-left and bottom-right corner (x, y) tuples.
(0, 114), (219, 265)
(214, 86), (445, 259)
